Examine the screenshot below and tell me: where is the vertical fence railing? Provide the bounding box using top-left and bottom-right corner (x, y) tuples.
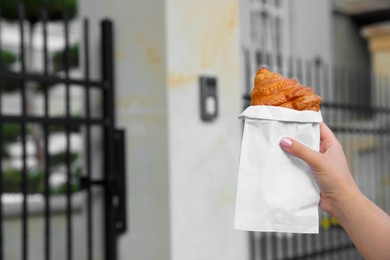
(0, 2), (3, 259)
(83, 18), (93, 260)
(102, 19), (118, 260)
(0, 3), (126, 260)
(63, 11), (73, 260)
(243, 52), (390, 259)
(18, 3), (29, 260)
(41, 5), (51, 260)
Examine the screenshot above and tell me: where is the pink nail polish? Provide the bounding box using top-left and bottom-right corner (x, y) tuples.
(280, 137), (293, 148)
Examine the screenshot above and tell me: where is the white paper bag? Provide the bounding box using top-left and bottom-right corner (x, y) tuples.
(234, 106), (323, 234)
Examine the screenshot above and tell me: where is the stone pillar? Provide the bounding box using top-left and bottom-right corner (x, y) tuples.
(362, 22), (390, 75)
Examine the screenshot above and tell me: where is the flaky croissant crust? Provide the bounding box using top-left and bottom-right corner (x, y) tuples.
(250, 67), (321, 111)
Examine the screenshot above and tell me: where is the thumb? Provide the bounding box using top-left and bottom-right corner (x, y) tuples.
(280, 137), (323, 170)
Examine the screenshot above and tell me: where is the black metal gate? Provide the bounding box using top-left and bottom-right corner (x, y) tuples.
(0, 3), (126, 260)
(244, 57), (390, 259)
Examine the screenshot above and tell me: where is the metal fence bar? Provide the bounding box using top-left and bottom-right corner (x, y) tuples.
(377, 75), (385, 215)
(18, 3), (28, 260)
(386, 75), (390, 214)
(0, 2), (3, 260)
(381, 74), (386, 213)
(83, 18), (93, 260)
(0, 121), (2, 260)
(63, 11), (73, 260)
(0, 115), (105, 125)
(383, 74), (388, 213)
(248, 233), (255, 260)
(40, 5), (51, 260)
(381, 75), (388, 212)
(280, 243), (357, 260)
(0, 125), (2, 260)
(0, 70), (105, 88)
(271, 233), (277, 259)
(102, 19), (118, 260)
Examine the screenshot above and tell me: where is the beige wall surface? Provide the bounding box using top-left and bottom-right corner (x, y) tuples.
(362, 22), (390, 75)
(79, 0), (170, 259)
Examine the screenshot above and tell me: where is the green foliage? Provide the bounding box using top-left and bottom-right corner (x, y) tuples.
(0, 50), (18, 69)
(52, 44), (79, 73)
(2, 168), (45, 193)
(36, 44), (80, 91)
(2, 123), (23, 142)
(1, 124), (15, 158)
(50, 152), (79, 167)
(2, 153), (82, 194)
(0, 50), (19, 92)
(0, 123), (24, 158)
(50, 124), (81, 133)
(3, 168), (22, 193)
(1, 124), (32, 144)
(2, 143), (9, 158)
(1, 0), (78, 25)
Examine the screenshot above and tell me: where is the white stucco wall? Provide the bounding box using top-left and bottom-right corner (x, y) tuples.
(166, 0), (247, 259)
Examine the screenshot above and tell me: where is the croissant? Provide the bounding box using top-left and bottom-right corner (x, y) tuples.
(251, 67), (321, 111)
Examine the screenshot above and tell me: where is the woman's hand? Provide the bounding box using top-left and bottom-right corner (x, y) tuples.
(279, 123), (390, 260)
(279, 123), (360, 216)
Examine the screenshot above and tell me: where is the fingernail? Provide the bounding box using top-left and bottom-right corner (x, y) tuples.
(280, 137), (293, 148)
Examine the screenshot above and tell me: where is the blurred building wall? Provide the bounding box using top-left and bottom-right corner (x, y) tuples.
(80, 0), (247, 258)
(239, 0), (333, 85)
(333, 13), (371, 70)
(79, 0), (171, 260)
(79, 0), (242, 259)
(79, 0), (334, 259)
(289, 0), (333, 64)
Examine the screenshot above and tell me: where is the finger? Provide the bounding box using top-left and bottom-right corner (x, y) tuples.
(320, 123), (340, 151)
(320, 123), (338, 144)
(280, 137), (323, 170)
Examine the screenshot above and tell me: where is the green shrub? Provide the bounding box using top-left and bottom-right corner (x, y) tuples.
(0, 50), (17, 69)
(52, 44), (80, 73)
(0, 50), (19, 92)
(2, 152), (82, 194)
(1, 0), (77, 25)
